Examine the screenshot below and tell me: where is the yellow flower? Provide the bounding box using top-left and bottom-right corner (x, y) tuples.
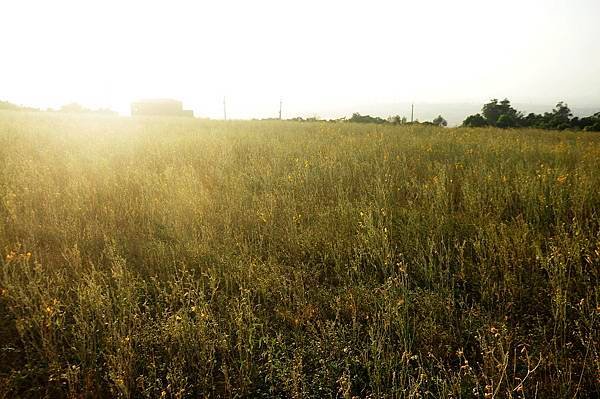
(556, 174), (568, 184)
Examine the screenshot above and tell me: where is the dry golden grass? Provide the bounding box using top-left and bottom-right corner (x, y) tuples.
(0, 111), (599, 397)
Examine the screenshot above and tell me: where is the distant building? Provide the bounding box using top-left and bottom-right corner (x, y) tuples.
(131, 99), (194, 117)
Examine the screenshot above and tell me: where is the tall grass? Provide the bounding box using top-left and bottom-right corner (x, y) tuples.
(0, 110), (598, 397)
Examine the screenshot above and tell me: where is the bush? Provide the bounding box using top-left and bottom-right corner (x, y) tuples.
(462, 113), (488, 127)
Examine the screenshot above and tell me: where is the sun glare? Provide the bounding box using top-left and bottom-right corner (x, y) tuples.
(1, 0), (599, 119)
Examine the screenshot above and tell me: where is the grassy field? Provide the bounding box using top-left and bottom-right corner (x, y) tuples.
(0, 111), (599, 398)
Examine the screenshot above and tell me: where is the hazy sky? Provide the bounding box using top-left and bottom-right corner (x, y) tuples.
(1, 0), (599, 118)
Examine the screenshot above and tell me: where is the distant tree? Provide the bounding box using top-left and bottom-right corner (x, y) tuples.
(521, 112), (543, 128)
(330, 116), (347, 123)
(432, 115), (448, 127)
(584, 122), (600, 132)
(482, 98), (521, 126)
(482, 99), (502, 126)
(462, 113), (488, 127)
(388, 115), (401, 124)
(0, 100), (20, 110)
(496, 114), (517, 128)
(462, 99), (599, 131)
(95, 108), (118, 116)
(60, 103), (86, 113)
(548, 102), (572, 130)
(58, 103), (117, 115)
(387, 115), (408, 125)
(582, 112), (600, 131)
(0, 100), (39, 112)
(499, 99), (522, 120)
(349, 112), (386, 124)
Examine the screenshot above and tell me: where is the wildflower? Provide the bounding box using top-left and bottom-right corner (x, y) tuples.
(556, 174), (568, 184)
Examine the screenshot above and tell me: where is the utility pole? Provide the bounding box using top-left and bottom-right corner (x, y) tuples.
(411, 103), (414, 123)
(279, 98), (282, 120)
(223, 97), (227, 121)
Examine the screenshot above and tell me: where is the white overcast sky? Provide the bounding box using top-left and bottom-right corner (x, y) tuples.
(1, 0), (599, 118)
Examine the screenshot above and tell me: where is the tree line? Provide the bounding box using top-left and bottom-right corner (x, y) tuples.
(347, 112), (448, 126)
(287, 113), (448, 126)
(3, 98), (599, 131)
(0, 100), (38, 112)
(463, 99), (600, 131)
(0, 100), (116, 115)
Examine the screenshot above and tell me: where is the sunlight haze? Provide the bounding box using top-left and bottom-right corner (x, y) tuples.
(2, 0), (599, 119)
